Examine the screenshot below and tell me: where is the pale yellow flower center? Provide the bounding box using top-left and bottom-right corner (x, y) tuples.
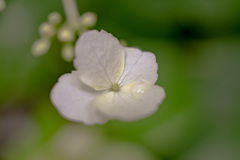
(111, 83), (119, 92)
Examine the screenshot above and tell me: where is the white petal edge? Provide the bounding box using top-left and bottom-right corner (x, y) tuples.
(93, 82), (166, 121)
(74, 30), (125, 90)
(50, 72), (108, 125)
(118, 47), (158, 86)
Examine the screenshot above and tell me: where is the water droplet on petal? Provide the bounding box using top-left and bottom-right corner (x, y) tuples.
(131, 83), (149, 97)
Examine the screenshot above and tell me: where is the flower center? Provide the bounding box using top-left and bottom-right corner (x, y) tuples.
(111, 83), (119, 92)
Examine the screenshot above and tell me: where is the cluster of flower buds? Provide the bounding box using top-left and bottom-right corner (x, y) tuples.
(0, 0), (6, 11)
(31, 0), (97, 62)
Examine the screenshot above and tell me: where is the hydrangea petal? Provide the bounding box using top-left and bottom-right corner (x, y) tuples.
(74, 30), (125, 90)
(50, 72), (108, 125)
(118, 48), (158, 86)
(94, 82), (165, 121)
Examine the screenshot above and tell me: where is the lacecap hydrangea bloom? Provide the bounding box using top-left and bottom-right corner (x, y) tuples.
(51, 30), (166, 125)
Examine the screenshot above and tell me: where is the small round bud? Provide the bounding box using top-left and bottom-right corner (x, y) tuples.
(39, 22), (55, 37)
(0, 0), (6, 11)
(61, 44), (74, 62)
(57, 27), (75, 42)
(119, 40), (128, 47)
(48, 12), (62, 25)
(80, 12), (97, 27)
(31, 38), (50, 56)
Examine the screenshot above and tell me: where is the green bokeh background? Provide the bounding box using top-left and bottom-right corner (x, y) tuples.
(1, 0), (240, 159)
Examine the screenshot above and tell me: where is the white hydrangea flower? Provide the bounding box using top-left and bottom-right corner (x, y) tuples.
(51, 30), (166, 125)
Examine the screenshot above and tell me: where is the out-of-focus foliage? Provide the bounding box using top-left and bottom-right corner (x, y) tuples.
(0, 0), (240, 160)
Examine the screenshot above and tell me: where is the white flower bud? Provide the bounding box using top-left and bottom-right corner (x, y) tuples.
(39, 22), (55, 37)
(61, 44), (74, 62)
(0, 0), (6, 11)
(31, 38), (50, 56)
(57, 27), (75, 42)
(48, 12), (62, 25)
(80, 12), (97, 27)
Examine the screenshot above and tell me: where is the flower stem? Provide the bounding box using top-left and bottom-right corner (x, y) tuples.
(62, 0), (80, 28)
